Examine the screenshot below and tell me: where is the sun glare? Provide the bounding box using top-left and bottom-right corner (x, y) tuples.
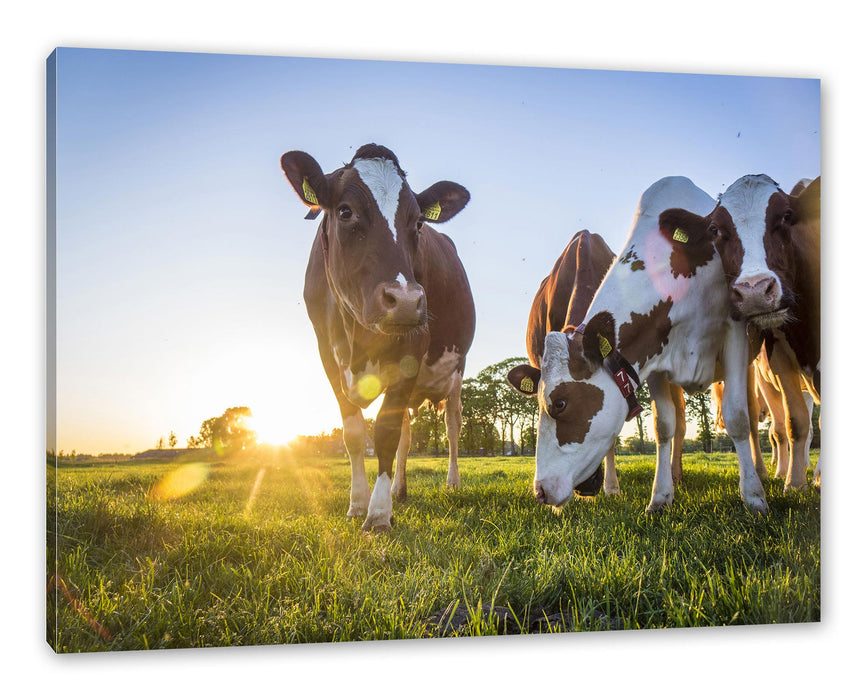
(245, 410), (296, 446)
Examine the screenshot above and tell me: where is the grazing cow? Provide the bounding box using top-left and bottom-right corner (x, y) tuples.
(508, 230), (687, 497)
(674, 175), (820, 490)
(507, 177), (767, 513)
(280, 144), (475, 531)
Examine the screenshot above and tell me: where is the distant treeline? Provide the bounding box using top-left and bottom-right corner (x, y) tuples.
(51, 357), (819, 464)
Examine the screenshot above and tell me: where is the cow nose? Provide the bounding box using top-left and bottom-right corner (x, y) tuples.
(534, 480), (546, 504)
(376, 282), (426, 327)
(730, 275), (779, 313)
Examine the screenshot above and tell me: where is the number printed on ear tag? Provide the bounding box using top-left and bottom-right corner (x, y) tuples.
(520, 376), (535, 393)
(422, 201), (441, 221)
(673, 227), (689, 243)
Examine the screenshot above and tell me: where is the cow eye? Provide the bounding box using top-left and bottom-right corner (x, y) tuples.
(782, 209), (794, 224)
(708, 224), (720, 238)
(338, 205), (353, 221)
(551, 398), (567, 415)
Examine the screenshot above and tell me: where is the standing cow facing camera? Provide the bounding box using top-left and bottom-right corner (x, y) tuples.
(671, 175), (820, 490)
(508, 176), (767, 514)
(281, 144), (475, 532)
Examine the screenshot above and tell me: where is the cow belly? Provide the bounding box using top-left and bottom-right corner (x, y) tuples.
(411, 347), (463, 406)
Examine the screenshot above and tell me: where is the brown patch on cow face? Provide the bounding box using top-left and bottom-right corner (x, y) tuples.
(617, 298), (674, 368)
(657, 208), (716, 278)
(761, 191), (797, 307)
(547, 381), (605, 446)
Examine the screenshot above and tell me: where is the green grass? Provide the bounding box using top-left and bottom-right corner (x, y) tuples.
(47, 451), (820, 652)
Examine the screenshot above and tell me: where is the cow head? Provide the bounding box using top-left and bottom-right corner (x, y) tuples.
(661, 174), (810, 328)
(281, 144), (470, 334)
(507, 320), (629, 507)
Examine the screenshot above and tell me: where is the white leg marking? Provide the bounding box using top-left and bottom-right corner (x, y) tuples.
(646, 374), (676, 512)
(444, 375), (463, 488)
(722, 325), (768, 513)
(363, 473), (393, 532)
(343, 412), (370, 517)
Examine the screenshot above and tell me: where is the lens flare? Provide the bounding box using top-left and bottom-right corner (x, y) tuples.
(358, 374), (382, 401)
(149, 463), (210, 501)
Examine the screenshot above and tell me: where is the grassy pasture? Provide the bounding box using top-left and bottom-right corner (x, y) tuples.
(47, 451), (820, 652)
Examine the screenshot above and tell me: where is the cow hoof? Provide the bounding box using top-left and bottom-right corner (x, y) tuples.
(446, 480), (460, 489)
(346, 506), (366, 518)
(604, 487), (621, 497)
(783, 482), (808, 494)
(645, 498), (672, 514)
(745, 498), (769, 515)
(391, 487), (408, 502)
(361, 516), (393, 533)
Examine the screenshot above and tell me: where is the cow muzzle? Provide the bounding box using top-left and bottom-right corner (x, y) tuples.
(729, 275), (780, 320)
(534, 464), (603, 506)
(374, 281), (427, 332)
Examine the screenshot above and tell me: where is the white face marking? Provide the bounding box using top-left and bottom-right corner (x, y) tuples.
(353, 158), (404, 241)
(719, 175), (782, 283)
(395, 272), (408, 287)
(533, 332), (625, 506)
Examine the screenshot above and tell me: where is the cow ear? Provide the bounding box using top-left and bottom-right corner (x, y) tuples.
(415, 181), (470, 223)
(507, 365), (541, 396)
(657, 207), (711, 245)
(582, 311), (616, 369)
(794, 176), (820, 223)
(281, 151), (330, 215)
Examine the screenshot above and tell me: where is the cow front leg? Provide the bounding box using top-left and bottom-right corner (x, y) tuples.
(444, 375), (463, 488)
(391, 409), (411, 501)
(722, 326), (768, 514)
(603, 445), (620, 496)
(342, 411), (371, 518)
(646, 373), (676, 513)
(363, 391), (408, 532)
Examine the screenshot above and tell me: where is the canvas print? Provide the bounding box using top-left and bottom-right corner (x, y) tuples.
(47, 48), (820, 652)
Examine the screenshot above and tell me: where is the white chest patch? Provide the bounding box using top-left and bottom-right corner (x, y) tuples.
(353, 158), (404, 241)
(413, 346), (463, 404)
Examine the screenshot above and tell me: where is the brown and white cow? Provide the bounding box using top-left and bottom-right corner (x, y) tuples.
(508, 176), (767, 513)
(280, 144), (475, 531)
(674, 174), (820, 490)
(508, 230), (688, 497)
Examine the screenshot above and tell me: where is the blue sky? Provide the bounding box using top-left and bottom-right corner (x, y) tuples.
(51, 48), (820, 453)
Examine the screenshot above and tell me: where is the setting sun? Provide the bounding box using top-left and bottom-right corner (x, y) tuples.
(245, 410), (296, 446)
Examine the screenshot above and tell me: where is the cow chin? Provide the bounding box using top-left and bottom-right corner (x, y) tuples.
(746, 307), (793, 330)
(374, 317), (429, 337)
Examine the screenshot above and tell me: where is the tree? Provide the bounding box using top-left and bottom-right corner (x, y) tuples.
(685, 390), (715, 453)
(168, 431), (177, 448)
(194, 406), (257, 455)
(633, 383), (651, 454)
(156, 436), (165, 450)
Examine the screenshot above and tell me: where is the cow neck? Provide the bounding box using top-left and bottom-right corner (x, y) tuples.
(573, 322), (643, 420)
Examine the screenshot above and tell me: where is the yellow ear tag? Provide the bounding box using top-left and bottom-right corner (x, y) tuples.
(673, 227), (689, 243)
(598, 334), (612, 358)
(520, 376), (535, 393)
(302, 177), (319, 206)
(422, 201), (442, 221)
